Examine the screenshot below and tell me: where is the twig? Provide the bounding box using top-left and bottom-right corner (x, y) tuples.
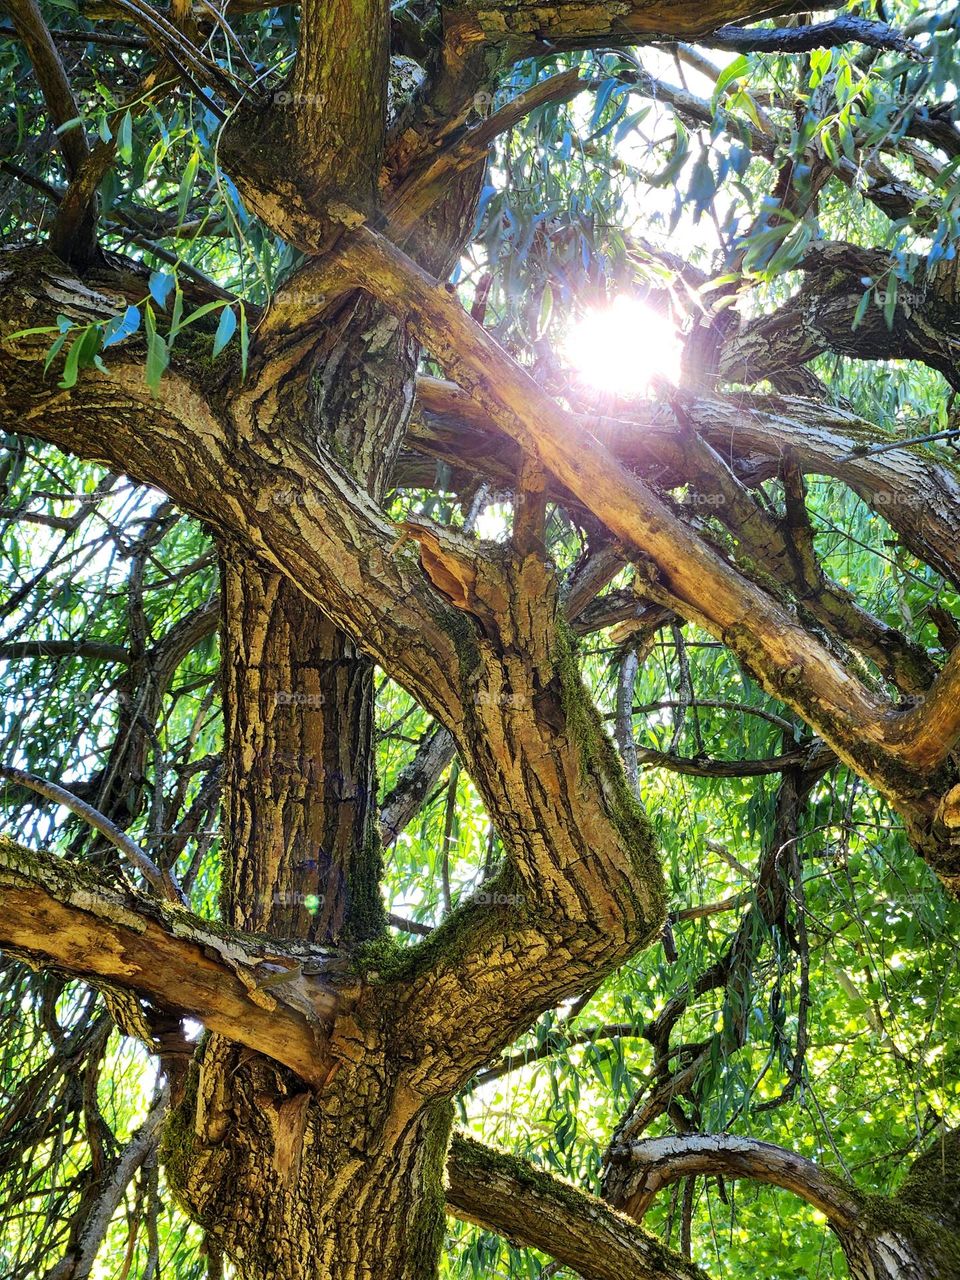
(0, 764), (185, 904)
(705, 15), (925, 59)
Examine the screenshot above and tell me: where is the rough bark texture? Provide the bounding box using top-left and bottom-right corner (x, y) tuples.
(0, 837), (339, 1085)
(446, 1133), (709, 1280)
(166, 1038), (454, 1280)
(607, 1131), (960, 1280)
(220, 558), (382, 945)
(446, 0), (807, 46)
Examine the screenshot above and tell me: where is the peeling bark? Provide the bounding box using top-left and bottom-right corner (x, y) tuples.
(607, 1130), (960, 1280)
(0, 837), (339, 1085)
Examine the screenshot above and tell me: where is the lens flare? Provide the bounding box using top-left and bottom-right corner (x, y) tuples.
(565, 295), (682, 397)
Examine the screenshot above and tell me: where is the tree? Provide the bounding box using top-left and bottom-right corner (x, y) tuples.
(0, 0), (959, 1276)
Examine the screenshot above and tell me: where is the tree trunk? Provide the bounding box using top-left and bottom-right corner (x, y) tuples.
(220, 556), (383, 944)
(166, 1038), (453, 1280)
(167, 292), (455, 1277)
(171, 546), (460, 1279)
(840, 1230), (959, 1280)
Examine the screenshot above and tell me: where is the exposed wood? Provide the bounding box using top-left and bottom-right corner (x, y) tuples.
(337, 223), (960, 890)
(608, 1133), (862, 1226)
(0, 837), (339, 1086)
(606, 1130), (960, 1280)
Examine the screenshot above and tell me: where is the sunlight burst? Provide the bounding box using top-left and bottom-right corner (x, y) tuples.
(565, 295), (682, 398)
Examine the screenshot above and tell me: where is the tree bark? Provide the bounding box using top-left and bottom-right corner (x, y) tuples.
(167, 1036), (454, 1280)
(220, 557), (382, 944)
(3, 0), (958, 1267)
(446, 1133), (708, 1280)
(607, 1131), (960, 1280)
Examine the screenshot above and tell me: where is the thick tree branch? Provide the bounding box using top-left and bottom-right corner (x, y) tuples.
(720, 241), (960, 392)
(337, 223), (960, 883)
(0, 248), (465, 727)
(0, 836), (339, 1085)
(0, 247), (669, 1092)
(705, 16), (922, 56)
(445, 0), (807, 47)
(377, 535), (666, 1094)
(290, 0), (388, 206)
(606, 1133), (862, 1226)
(605, 1129), (960, 1279)
(6, 0), (90, 179)
(411, 377), (960, 590)
(445, 1133), (708, 1280)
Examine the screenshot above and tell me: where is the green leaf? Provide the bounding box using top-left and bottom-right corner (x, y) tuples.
(102, 305), (140, 349)
(212, 305), (237, 356)
(712, 55), (749, 112)
(852, 288), (871, 330)
(149, 270), (176, 310)
(177, 152), (200, 228)
(117, 110), (133, 163)
(173, 299), (228, 333)
(3, 324), (61, 342)
(239, 303), (249, 380)
(58, 324), (102, 389)
(883, 277), (898, 329)
(143, 303), (169, 394)
(537, 283), (553, 338)
(728, 86), (763, 132)
(43, 329), (71, 374)
(169, 284), (185, 343)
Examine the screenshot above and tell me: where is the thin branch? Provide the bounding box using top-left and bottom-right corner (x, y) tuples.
(0, 764), (183, 904)
(0, 639), (129, 662)
(0, 21), (150, 47)
(6, 0), (98, 261)
(379, 725), (456, 847)
(47, 1084), (170, 1280)
(705, 16), (924, 57)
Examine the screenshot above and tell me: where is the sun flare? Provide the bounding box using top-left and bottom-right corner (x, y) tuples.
(565, 295), (682, 398)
